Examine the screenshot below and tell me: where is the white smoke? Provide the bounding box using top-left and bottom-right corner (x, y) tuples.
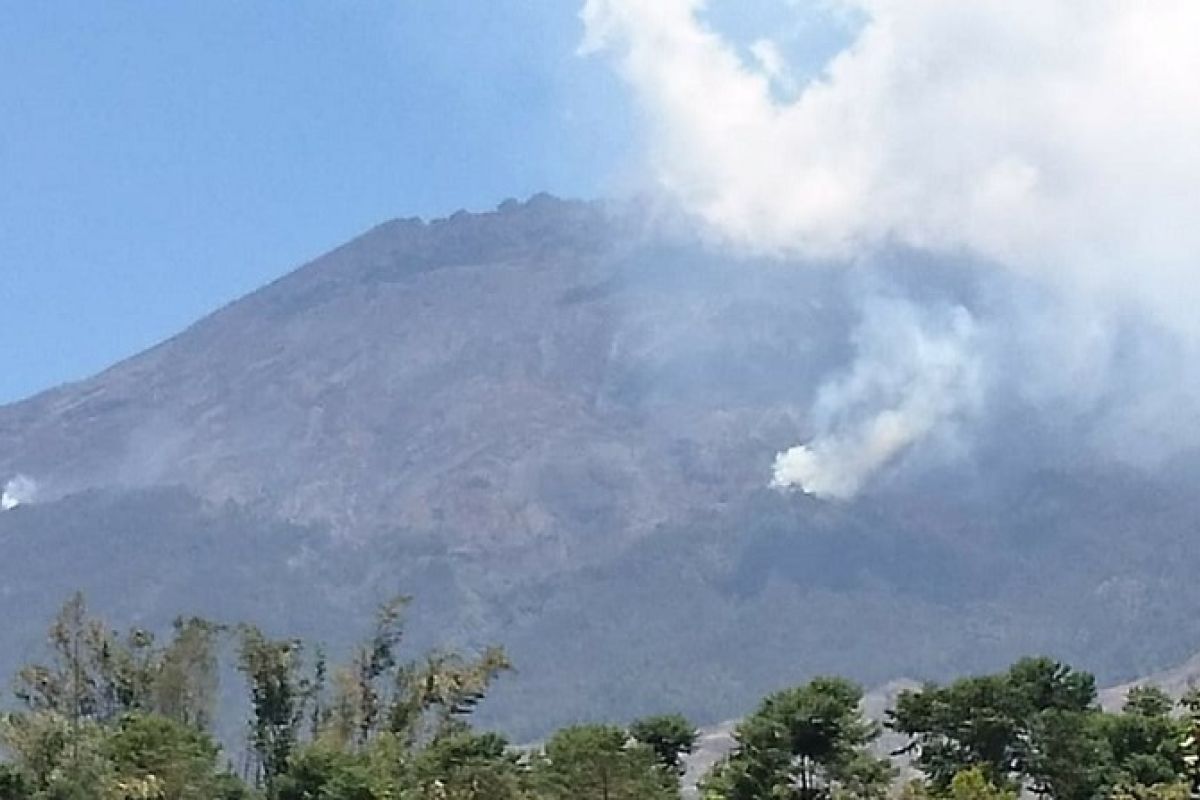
(582, 0), (1200, 497)
(772, 298), (980, 498)
(1, 475), (38, 511)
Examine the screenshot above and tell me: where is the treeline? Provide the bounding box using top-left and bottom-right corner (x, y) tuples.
(0, 594), (689, 799)
(0, 595), (1198, 800)
(702, 662), (1200, 800)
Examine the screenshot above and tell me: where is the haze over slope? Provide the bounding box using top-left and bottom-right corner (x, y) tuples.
(3, 196), (1200, 738)
(1, 197), (825, 560)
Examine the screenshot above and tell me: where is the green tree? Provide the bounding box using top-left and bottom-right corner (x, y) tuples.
(326, 597), (409, 749)
(630, 714), (697, 774)
(1109, 782), (1191, 800)
(1101, 686), (1185, 790)
(103, 713), (246, 800)
(535, 724), (676, 800)
(14, 596), (222, 734)
(237, 626), (317, 791)
(947, 768), (1017, 800)
(272, 744), (373, 800)
(154, 618), (223, 732)
(1126, 687), (1175, 719)
(395, 647), (512, 744)
(1022, 707), (1111, 800)
(703, 677), (890, 800)
(0, 592), (536, 800)
(15, 594), (104, 722)
(404, 730), (532, 800)
(889, 657), (1099, 794)
(0, 764), (30, 800)
(318, 597), (510, 751)
(0, 710), (112, 798)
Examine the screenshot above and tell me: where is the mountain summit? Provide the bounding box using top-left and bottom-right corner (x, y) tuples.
(4, 196), (1200, 737)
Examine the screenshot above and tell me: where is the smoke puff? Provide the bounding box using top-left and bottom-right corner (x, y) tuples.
(772, 298), (980, 498)
(1, 475), (38, 511)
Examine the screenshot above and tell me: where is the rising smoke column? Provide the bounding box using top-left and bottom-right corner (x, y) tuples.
(771, 298), (980, 498)
(1, 475), (37, 511)
(582, 0), (1200, 497)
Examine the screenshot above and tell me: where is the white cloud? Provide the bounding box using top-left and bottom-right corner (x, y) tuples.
(581, 0), (1200, 336)
(749, 39), (795, 95)
(583, 0), (1200, 496)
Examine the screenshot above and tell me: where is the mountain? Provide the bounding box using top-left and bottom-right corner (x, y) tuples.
(4, 195), (1200, 739)
(1100, 653), (1200, 711)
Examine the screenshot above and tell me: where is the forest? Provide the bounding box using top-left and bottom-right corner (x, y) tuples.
(1, 594), (1197, 800)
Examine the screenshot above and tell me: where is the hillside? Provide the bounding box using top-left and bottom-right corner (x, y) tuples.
(4, 196), (1200, 738)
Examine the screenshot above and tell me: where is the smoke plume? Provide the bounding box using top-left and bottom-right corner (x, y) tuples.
(771, 298), (979, 498)
(582, 0), (1200, 497)
(1, 475), (37, 511)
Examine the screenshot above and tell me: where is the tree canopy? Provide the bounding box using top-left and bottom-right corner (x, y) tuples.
(1, 593), (1198, 800)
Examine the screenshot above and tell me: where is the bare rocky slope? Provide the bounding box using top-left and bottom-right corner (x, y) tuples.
(3, 196), (1200, 738)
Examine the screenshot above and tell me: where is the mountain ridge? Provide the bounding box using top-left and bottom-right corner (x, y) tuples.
(5, 194), (1200, 739)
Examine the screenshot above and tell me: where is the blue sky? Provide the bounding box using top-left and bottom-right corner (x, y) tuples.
(0, 1), (845, 404)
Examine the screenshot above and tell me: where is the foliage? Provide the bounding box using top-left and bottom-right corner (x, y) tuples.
(0, 764), (29, 800)
(704, 676), (891, 800)
(6, 593), (1200, 800)
(236, 626), (315, 789)
(1108, 782), (1191, 800)
(534, 724), (676, 800)
(889, 657), (1097, 792)
(103, 713), (245, 800)
(629, 714), (697, 774)
(154, 618), (222, 732)
(946, 768), (1017, 800)
(1103, 684), (1184, 788)
(272, 744), (373, 800)
(403, 730), (532, 800)
(0, 709), (112, 798)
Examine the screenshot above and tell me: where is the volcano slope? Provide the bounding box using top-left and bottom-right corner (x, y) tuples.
(3, 195), (1200, 738)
